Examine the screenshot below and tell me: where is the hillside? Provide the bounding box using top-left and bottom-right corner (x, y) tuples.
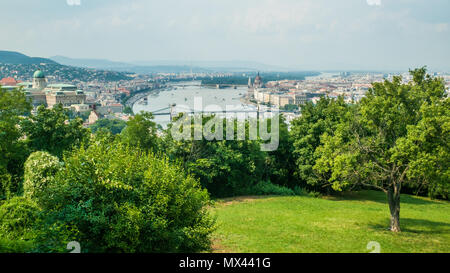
(51, 55), (212, 74)
(50, 55), (291, 73)
(51, 55), (133, 70)
(0, 51), (133, 82)
(0, 51), (57, 65)
(211, 191), (450, 253)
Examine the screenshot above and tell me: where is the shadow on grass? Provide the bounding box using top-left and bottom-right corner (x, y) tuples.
(214, 195), (278, 207)
(327, 190), (444, 206)
(368, 218), (450, 234)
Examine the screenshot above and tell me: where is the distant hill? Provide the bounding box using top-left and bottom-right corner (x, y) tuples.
(51, 55), (288, 73)
(133, 60), (288, 72)
(51, 55), (133, 70)
(51, 55), (213, 74)
(0, 51), (57, 65)
(0, 51), (133, 82)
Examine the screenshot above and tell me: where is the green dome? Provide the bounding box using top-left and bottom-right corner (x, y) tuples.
(33, 70), (45, 79)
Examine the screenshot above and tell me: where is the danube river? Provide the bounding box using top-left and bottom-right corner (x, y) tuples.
(132, 81), (256, 127)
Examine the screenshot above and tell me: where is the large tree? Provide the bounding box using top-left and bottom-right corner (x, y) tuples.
(20, 104), (89, 158)
(290, 96), (351, 193)
(314, 68), (448, 232)
(121, 112), (159, 151)
(0, 87), (32, 197)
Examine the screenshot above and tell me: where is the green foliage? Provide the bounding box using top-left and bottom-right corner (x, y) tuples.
(20, 104), (89, 158)
(0, 238), (34, 253)
(246, 181), (296, 196)
(0, 197), (40, 241)
(121, 111), (159, 151)
(123, 106), (134, 115)
(90, 118), (127, 135)
(23, 151), (62, 203)
(37, 138), (214, 253)
(313, 68), (448, 231)
(281, 104), (299, 111)
(393, 98), (450, 199)
(0, 167), (12, 200)
(0, 87), (32, 196)
(290, 96), (351, 193)
(314, 68), (447, 194)
(266, 115), (296, 188)
(164, 116), (269, 197)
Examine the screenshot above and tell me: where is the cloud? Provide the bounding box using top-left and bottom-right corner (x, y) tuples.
(67, 0), (81, 6)
(366, 0), (381, 6)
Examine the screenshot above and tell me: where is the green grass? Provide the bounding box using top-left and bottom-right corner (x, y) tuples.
(210, 191), (450, 253)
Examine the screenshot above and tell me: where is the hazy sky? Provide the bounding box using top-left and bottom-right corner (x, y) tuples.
(1, 0), (449, 71)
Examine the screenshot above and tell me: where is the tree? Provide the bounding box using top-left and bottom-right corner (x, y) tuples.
(163, 115), (269, 197)
(20, 104), (89, 158)
(314, 68), (447, 232)
(267, 115), (296, 188)
(0, 87), (32, 197)
(90, 118), (127, 135)
(290, 97), (351, 193)
(393, 98), (449, 199)
(123, 106), (134, 115)
(121, 112), (159, 151)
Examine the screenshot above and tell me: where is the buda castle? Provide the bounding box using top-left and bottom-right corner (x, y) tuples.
(16, 70), (86, 109)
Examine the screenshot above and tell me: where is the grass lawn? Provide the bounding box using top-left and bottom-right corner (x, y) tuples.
(210, 190), (450, 253)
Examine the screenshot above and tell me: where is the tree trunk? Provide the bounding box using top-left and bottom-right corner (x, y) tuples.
(387, 188), (401, 232)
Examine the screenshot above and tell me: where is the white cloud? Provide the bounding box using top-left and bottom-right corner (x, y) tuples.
(67, 0), (81, 6)
(367, 0), (381, 6)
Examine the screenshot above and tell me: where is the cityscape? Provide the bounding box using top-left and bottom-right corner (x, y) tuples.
(0, 0), (449, 266)
(2, 56), (449, 127)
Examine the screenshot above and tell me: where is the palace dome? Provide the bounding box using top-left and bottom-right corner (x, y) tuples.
(33, 70), (45, 79)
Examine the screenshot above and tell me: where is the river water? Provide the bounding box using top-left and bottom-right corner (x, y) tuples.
(133, 81), (256, 127)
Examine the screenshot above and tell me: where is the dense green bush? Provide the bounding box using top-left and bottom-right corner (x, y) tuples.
(90, 118), (127, 135)
(0, 238), (34, 253)
(0, 197), (40, 241)
(0, 167), (12, 200)
(36, 138), (215, 253)
(23, 151), (62, 203)
(246, 181), (296, 196)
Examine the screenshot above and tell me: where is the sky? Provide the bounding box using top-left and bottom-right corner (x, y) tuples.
(1, 0), (449, 71)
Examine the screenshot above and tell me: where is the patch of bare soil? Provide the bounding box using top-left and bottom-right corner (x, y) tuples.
(218, 196), (275, 207)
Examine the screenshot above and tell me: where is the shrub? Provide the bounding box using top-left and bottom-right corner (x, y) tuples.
(38, 139), (215, 253)
(0, 238), (34, 253)
(247, 181), (295, 196)
(23, 151), (62, 203)
(0, 197), (40, 241)
(0, 167), (12, 200)
(308, 191), (322, 198)
(293, 186), (307, 196)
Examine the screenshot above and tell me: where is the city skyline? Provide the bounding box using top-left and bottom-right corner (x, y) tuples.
(1, 0), (449, 71)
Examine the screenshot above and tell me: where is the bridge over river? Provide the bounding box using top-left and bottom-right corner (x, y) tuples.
(151, 104), (299, 122)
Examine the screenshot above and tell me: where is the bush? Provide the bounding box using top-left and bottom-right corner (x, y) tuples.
(23, 151), (62, 203)
(0, 197), (40, 241)
(308, 191), (322, 198)
(37, 139), (215, 253)
(0, 167), (12, 200)
(246, 181), (296, 196)
(0, 238), (34, 253)
(293, 186), (307, 196)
